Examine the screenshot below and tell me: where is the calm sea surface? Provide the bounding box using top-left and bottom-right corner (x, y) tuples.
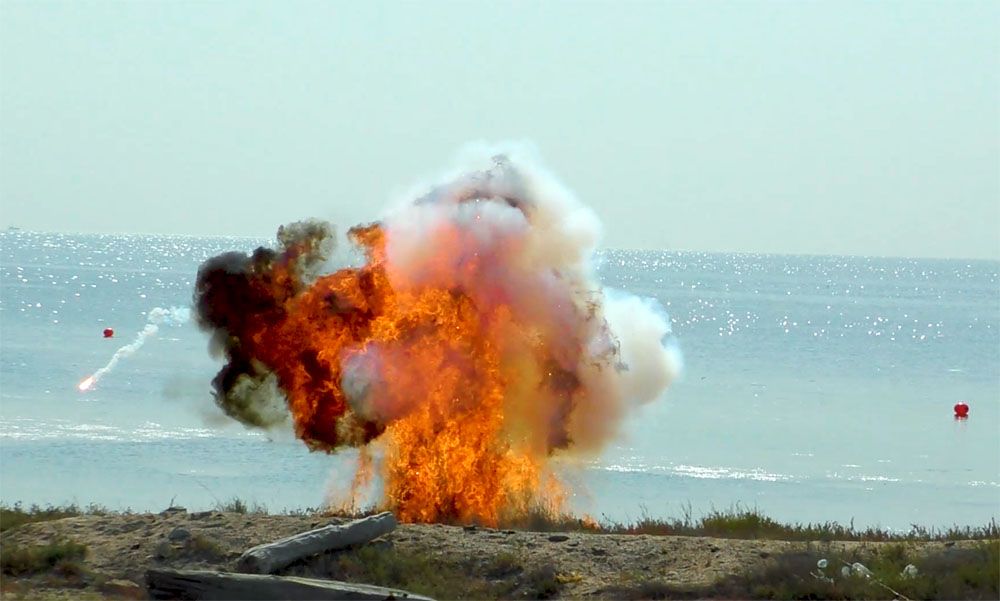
(1, 231), (997, 529)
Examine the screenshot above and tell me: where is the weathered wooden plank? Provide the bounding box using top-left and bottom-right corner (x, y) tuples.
(237, 512), (398, 574)
(146, 568), (433, 601)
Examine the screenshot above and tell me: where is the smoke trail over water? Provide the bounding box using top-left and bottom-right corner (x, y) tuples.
(78, 307), (191, 391)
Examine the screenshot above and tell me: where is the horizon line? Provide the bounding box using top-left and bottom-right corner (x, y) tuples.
(2, 226), (998, 264)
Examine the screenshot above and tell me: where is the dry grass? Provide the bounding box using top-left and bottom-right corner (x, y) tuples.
(602, 540), (1000, 600)
(281, 542), (566, 600)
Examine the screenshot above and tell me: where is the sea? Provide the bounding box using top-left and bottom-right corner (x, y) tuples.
(1, 231), (997, 530)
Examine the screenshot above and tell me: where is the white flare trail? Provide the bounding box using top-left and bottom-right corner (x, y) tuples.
(78, 306), (191, 391)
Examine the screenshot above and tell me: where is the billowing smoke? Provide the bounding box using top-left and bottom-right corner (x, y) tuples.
(78, 306), (191, 391)
(194, 146), (681, 524)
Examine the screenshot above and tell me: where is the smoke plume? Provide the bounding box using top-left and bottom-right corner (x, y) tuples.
(78, 306), (191, 391)
(194, 146), (681, 524)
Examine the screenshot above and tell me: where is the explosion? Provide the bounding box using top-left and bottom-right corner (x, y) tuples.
(195, 148), (680, 525)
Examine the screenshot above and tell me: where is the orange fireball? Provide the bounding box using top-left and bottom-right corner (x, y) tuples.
(195, 152), (680, 526)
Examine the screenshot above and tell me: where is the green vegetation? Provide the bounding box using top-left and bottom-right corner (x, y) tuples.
(521, 564), (564, 599)
(605, 506), (999, 542)
(7, 498), (994, 542)
(502, 503), (1000, 542)
(0, 586), (110, 601)
(151, 534), (229, 563)
(0, 539), (88, 577)
(0, 502), (109, 533)
(282, 543), (565, 600)
(602, 540), (999, 600)
(186, 534), (228, 562)
(224, 498), (1000, 543)
(498, 505), (603, 534)
(213, 497), (253, 514)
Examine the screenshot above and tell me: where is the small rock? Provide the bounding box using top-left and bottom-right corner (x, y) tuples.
(190, 511), (214, 520)
(153, 542), (173, 560)
(160, 506), (187, 516)
(168, 527), (192, 542)
(100, 579), (144, 599)
(592, 548), (607, 556)
(548, 534), (570, 542)
(758, 551), (771, 558)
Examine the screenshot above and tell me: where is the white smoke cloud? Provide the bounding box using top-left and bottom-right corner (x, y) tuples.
(378, 143), (682, 451)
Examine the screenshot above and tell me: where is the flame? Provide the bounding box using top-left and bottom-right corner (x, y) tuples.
(195, 151), (680, 526)
(78, 375), (96, 392)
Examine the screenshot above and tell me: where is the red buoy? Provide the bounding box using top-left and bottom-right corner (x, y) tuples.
(953, 402), (969, 418)
(103, 328), (114, 338)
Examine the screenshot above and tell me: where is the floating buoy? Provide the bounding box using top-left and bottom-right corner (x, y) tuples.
(102, 328), (114, 338)
(954, 402), (969, 418)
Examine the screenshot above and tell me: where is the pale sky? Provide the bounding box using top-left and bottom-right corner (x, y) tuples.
(1, 1), (997, 259)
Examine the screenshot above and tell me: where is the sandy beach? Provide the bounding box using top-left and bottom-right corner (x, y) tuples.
(2, 507), (993, 600)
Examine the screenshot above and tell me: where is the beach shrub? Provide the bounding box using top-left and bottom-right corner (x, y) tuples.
(520, 564), (563, 599)
(483, 551), (522, 578)
(0, 539), (87, 576)
(278, 543), (568, 599)
(185, 534), (228, 562)
(282, 544), (492, 598)
(213, 497), (269, 515)
(0, 502), (108, 533)
(512, 502), (999, 543)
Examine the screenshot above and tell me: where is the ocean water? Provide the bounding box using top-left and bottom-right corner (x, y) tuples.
(1, 231), (997, 530)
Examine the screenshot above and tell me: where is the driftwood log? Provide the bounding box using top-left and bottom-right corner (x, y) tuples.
(146, 568), (433, 600)
(237, 512), (398, 574)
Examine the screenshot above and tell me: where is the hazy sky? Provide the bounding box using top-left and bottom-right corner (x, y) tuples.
(1, 1), (997, 259)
